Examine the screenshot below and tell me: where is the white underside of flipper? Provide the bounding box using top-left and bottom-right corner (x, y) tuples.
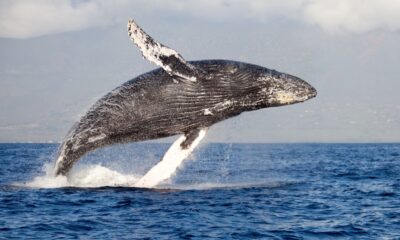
(127, 19), (200, 82)
(134, 129), (207, 188)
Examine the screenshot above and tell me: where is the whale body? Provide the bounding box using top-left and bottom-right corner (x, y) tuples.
(54, 20), (317, 176)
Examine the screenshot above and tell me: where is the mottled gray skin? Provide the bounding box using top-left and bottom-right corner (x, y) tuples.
(54, 60), (316, 176)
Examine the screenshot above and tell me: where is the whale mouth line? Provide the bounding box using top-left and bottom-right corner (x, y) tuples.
(304, 92), (317, 102)
(309, 89), (318, 99)
(299, 89), (318, 103)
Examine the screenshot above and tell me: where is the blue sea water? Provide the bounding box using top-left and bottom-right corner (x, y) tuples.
(0, 143), (399, 239)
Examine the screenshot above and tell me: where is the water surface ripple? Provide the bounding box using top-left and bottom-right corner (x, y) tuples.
(0, 143), (399, 239)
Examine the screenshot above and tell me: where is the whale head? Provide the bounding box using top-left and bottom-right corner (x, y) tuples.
(257, 70), (317, 107)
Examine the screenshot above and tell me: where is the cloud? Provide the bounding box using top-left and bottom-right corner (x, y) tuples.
(0, 0), (131, 38)
(1, 0), (400, 38)
(304, 0), (400, 33)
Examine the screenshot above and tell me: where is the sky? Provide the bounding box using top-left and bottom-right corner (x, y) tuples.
(0, 0), (400, 143)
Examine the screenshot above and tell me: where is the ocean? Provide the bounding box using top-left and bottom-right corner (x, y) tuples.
(0, 143), (399, 239)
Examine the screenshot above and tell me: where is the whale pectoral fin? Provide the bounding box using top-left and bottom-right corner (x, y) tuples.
(134, 128), (208, 188)
(127, 19), (203, 82)
(180, 129), (204, 149)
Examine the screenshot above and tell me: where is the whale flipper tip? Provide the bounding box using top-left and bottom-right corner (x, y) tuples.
(127, 18), (203, 83)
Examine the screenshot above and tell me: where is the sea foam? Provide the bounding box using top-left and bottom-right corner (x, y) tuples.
(23, 163), (140, 188)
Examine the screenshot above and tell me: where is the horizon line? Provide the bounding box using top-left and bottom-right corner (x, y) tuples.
(0, 141), (399, 145)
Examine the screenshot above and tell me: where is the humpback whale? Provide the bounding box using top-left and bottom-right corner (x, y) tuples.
(54, 19), (317, 185)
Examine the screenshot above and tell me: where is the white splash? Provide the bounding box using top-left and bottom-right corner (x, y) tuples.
(23, 164), (70, 188)
(135, 129), (207, 188)
(24, 129), (207, 189)
(23, 163), (140, 188)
